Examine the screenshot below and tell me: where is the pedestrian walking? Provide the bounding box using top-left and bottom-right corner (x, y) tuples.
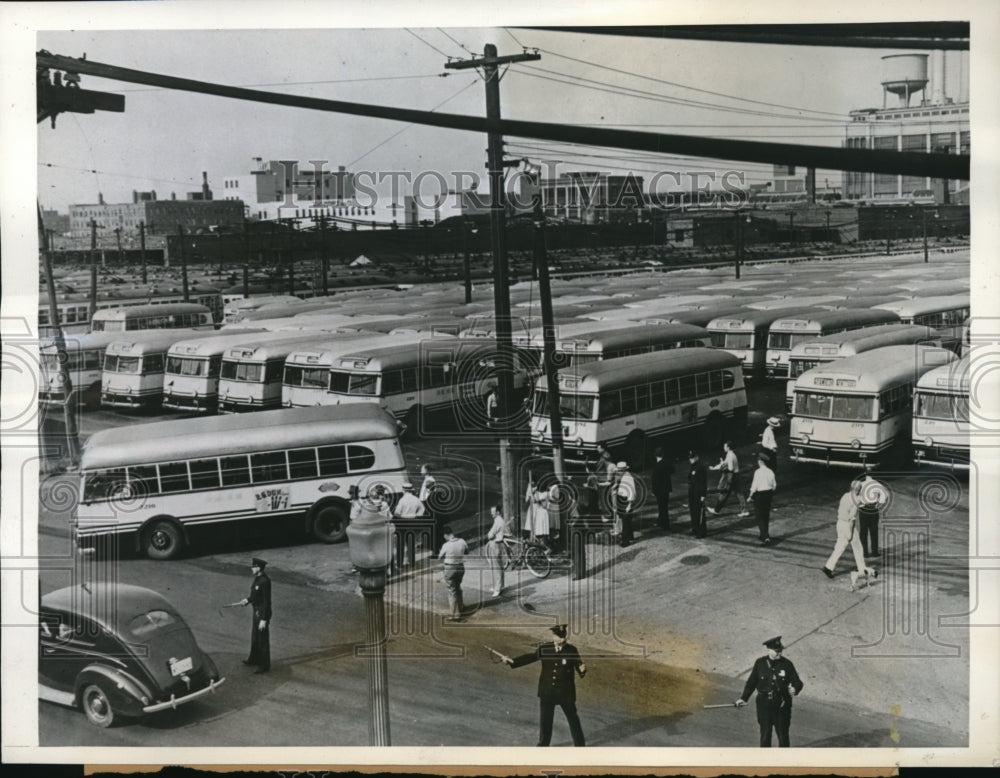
(485, 504), (508, 597)
(529, 482), (552, 550)
(857, 472), (888, 558)
(735, 636), (803, 747)
(238, 558), (272, 673)
(650, 447), (674, 531)
(747, 454), (776, 545)
(821, 480), (878, 583)
(419, 463), (441, 550)
(438, 524), (469, 621)
(614, 462), (636, 547)
(759, 416), (781, 475)
(547, 483), (564, 554)
(392, 481), (426, 569)
(502, 624), (587, 747)
(591, 442), (616, 519)
(686, 450), (708, 538)
(706, 441), (748, 517)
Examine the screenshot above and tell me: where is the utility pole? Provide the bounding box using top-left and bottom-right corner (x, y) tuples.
(114, 227), (123, 265)
(319, 213), (330, 296)
(39, 204), (81, 464)
(88, 219), (98, 322)
(177, 225), (190, 301)
(733, 211), (742, 280)
(446, 44), (541, 530)
(139, 221), (148, 284)
(462, 220), (475, 304)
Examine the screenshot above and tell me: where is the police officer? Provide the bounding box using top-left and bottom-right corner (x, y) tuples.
(735, 636), (804, 747)
(239, 558), (272, 673)
(503, 624), (587, 746)
(686, 450), (709, 538)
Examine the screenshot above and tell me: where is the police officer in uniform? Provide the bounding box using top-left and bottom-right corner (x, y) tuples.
(503, 624), (587, 746)
(239, 557), (272, 673)
(686, 450), (709, 538)
(735, 636), (803, 747)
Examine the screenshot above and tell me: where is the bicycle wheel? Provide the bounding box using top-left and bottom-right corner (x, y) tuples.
(524, 545), (551, 579)
(501, 542), (517, 571)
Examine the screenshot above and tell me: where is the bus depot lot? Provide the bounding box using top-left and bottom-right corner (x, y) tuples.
(37, 379), (971, 747)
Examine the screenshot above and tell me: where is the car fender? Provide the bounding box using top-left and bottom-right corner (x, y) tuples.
(75, 664), (154, 716)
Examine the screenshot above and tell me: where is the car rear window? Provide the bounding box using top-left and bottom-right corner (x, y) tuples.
(126, 609), (179, 638)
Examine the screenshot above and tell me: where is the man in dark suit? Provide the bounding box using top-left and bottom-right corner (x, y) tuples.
(735, 636), (804, 747)
(239, 557), (272, 673)
(650, 447), (674, 531)
(686, 450), (709, 538)
(503, 624), (587, 746)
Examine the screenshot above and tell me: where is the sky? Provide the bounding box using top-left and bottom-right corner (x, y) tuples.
(32, 23), (968, 216)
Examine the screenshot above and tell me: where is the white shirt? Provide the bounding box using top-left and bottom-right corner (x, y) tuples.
(749, 464), (776, 495)
(715, 449), (739, 473)
(393, 492), (426, 518)
(761, 426), (777, 451)
(616, 472), (637, 502)
(419, 474), (436, 503)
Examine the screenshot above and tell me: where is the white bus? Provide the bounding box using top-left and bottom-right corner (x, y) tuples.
(160, 329), (300, 413)
(707, 307), (814, 379)
(100, 330), (206, 410)
(222, 295), (301, 323)
(75, 405), (408, 559)
(90, 303), (215, 333)
(324, 337), (517, 434)
(216, 333), (327, 413)
(873, 295), (970, 341)
(528, 347), (748, 467)
(555, 322), (711, 368)
(912, 354), (971, 470)
(764, 308), (901, 379)
(282, 332), (447, 408)
(789, 344), (957, 468)
(40, 331), (131, 409)
(784, 324), (942, 409)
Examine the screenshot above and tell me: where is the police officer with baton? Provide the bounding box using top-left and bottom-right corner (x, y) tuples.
(734, 636), (804, 747)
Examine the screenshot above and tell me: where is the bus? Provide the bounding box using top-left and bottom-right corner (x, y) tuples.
(90, 303), (215, 333)
(706, 307), (815, 379)
(100, 330), (206, 410)
(323, 337), (520, 434)
(75, 405), (408, 559)
(40, 331), (133, 409)
(784, 324), (942, 409)
(788, 344), (957, 468)
(764, 309), (902, 379)
(555, 322), (711, 368)
(39, 286), (223, 337)
(873, 295), (970, 341)
(912, 354), (971, 470)
(216, 333), (328, 413)
(160, 329), (307, 413)
(282, 332), (449, 408)
(528, 347), (748, 467)
(222, 295), (301, 323)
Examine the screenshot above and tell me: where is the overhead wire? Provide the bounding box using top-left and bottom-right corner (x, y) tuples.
(437, 28), (477, 57)
(404, 28), (455, 61)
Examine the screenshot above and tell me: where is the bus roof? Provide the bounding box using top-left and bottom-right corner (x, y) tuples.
(104, 329), (209, 355)
(41, 329), (168, 352)
(915, 354), (971, 392)
(331, 337), (492, 372)
(707, 307), (818, 330)
(793, 345), (956, 394)
(165, 329), (295, 357)
(788, 325), (939, 359)
(91, 302), (212, 319)
(81, 404), (400, 471)
(769, 308), (900, 331)
(558, 322), (710, 350)
(289, 332), (449, 365)
(536, 347), (743, 393)
(221, 332), (330, 361)
(645, 305), (756, 327)
(872, 294), (970, 317)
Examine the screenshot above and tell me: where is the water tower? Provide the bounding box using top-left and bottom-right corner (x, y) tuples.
(881, 53), (928, 108)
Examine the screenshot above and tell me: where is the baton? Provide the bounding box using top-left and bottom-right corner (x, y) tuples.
(484, 645), (511, 663)
(703, 703), (738, 709)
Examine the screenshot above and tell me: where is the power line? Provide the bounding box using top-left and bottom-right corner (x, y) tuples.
(437, 28), (477, 57)
(39, 161), (201, 188)
(404, 28), (455, 61)
(116, 73), (452, 93)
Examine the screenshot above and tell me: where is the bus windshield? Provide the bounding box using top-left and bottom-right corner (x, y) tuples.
(285, 365), (328, 388)
(531, 389), (595, 420)
(790, 358), (827, 378)
(220, 362), (263, 382)
(329, 370), (378, 395)
(916, 392), (969, 421)
(166, 357), (209, 376)
(104, 355), (141, 374)
(795, 391), (873, 420)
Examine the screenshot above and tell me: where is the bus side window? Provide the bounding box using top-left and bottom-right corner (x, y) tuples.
(318, 445), (348, 476)
(250, 452), (288, 484)
(347, 445), (376, 472)
(221, 455), (251, 486)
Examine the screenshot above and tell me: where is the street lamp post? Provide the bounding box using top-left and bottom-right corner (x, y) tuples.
(346, 500), (393, 746)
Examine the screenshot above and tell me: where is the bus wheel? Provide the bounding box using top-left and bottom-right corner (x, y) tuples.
(142, 519), (184, 560)
(626, 430), (647, 470)
(311, 503), (349, 543)
(704, 413), (725, 448)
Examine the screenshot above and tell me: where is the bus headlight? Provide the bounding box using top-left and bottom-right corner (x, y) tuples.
(531, 430), (542, 440)
(575, 437), (583, 446)
(850, 439), (861, 450)
(923, 436), (934, 447)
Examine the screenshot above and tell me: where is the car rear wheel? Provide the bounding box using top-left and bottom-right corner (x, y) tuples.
(81, 683), (116, 728)
(312, 504), (348, 543)
(143, 519), (184, 560)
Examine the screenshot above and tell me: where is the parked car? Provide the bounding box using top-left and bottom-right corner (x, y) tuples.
(39, 583), (225, 727)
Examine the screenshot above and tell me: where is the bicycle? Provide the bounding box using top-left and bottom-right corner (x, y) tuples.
(498, 536), (551, 579)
